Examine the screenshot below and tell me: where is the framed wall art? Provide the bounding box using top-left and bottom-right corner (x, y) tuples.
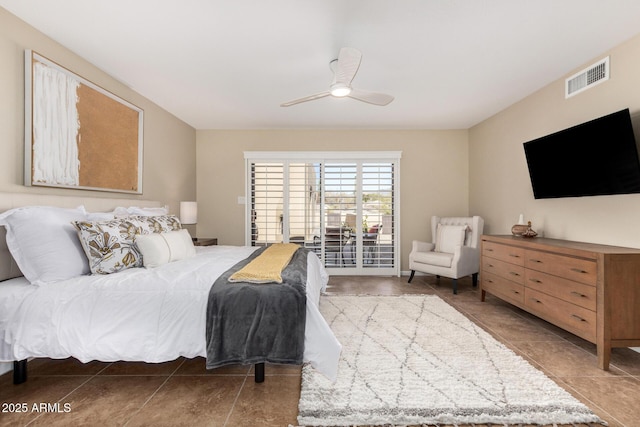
(24, 50), (144, 194)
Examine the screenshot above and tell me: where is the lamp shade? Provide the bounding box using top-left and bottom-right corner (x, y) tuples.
(180, 201), (197, 225)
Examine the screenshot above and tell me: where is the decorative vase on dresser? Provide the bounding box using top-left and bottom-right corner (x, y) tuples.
(480, 234), (640, 370)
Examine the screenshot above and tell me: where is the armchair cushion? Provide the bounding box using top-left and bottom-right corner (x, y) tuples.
(434, 224), (468, 254)
(412, 251), (453, 268)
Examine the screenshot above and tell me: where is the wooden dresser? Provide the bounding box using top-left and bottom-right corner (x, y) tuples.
(480, 234), (640, 370)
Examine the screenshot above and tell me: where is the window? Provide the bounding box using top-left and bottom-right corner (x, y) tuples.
(245, 152), (401, 276)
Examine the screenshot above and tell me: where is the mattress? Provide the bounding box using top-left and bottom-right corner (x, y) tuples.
(0, 245), (341, 381)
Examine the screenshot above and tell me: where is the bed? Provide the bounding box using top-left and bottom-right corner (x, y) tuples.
(0, 194), (341, 385)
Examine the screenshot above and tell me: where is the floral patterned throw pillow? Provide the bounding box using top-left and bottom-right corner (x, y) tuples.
(73, 215), (182, 274)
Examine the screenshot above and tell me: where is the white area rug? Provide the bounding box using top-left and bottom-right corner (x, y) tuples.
(297, 295), (605, 426)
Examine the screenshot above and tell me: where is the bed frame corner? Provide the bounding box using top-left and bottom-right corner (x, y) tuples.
(255, 362), (264, 383)
(13, 360), (27, 384)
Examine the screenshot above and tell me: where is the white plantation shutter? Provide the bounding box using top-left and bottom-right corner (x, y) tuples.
(287, 163), (320, 250)
(361, 162), (395, 268)
(323, 163), (357, 269)
(250, 163), (284, 246)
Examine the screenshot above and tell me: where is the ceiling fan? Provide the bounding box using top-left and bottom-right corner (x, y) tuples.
(280, 47), (394, 107)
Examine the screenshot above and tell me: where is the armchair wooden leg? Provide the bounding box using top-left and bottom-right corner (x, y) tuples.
(472, 273), (478, 287)
(452, 279), (458, 295)
(408, 270), (415, 283)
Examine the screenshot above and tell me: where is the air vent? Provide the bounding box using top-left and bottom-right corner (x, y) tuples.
(565, 56), (610, 98)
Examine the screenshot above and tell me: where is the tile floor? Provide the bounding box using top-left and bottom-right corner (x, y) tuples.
(1, 275), (639, 426)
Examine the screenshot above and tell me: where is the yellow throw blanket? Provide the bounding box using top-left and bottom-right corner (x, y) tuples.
(228, 243), (299, 284)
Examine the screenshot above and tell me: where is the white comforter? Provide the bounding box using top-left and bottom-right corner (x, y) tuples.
(0, 246), (341, 381)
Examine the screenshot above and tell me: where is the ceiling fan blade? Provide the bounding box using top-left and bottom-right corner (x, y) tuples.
(333, 47), (362, 86)
(280, 91), (331, 107)
(347, 88), (394, 106)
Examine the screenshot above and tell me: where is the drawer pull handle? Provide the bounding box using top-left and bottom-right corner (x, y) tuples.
(509, 254), (520, 258)
(529, 278), (542, 284)
(512, 290), (520, 294)
(571, 314), (587, 322)
(529, 259), (543, 263)
(570, 291), (586, 298)
(509, 272), (521, 277)
(486, 248), (494, 252)
(570, 268), (588, 274)
(488, 264), (494, 267)
(530, 298), (542, 304)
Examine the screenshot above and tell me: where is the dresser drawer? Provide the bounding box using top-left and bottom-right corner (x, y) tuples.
(525, 288), (596, 341)
(482, 257), (525, 284)
(482, 241), (525, 266)
(524, 250), (596, 286)
(481, 271), (525, 306)
(480, 234), (640, 371)
(525, 269), (596, 311)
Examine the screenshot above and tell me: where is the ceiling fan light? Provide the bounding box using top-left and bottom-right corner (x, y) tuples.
(330, 84), (351, 97)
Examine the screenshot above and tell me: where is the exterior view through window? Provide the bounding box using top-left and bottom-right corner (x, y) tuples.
(246, 152), (400, 276)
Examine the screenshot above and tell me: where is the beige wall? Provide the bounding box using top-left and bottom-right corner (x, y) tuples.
(0, 8), (196, 214)
(196, 129), (470, 271)
(469, 32), (640, 248)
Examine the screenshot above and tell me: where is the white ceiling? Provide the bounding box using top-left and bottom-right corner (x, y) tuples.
(3, 0), (640, 130)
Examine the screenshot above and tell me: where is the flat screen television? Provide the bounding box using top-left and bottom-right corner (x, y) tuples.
(523, 108), (640, 199)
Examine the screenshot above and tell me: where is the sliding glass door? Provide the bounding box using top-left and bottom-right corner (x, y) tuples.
(246, 152), (400, 276)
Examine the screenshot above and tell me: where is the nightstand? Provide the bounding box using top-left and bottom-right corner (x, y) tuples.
(192, 238), (218, 246)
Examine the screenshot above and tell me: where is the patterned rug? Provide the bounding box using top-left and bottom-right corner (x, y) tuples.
(297, 295), (605, 427)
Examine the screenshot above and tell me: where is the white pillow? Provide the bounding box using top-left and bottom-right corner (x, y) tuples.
(434, 224), (468, 254)
(113, 206), (168, 217)
(85, 211), (116, 221)
(0, 206), (89, 284)
(135, 229), (195, 268)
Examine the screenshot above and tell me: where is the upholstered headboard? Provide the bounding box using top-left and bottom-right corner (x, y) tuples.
(0, 227), (21, 281)
(0, 192), (164, 281)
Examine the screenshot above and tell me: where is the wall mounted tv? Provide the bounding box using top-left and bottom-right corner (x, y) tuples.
(523, 108), (640, 199)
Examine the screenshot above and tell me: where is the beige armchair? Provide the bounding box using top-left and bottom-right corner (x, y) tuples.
(408, 216), (484, 294)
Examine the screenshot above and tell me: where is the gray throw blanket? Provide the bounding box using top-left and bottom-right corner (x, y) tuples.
(205, 246), (308, 369)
